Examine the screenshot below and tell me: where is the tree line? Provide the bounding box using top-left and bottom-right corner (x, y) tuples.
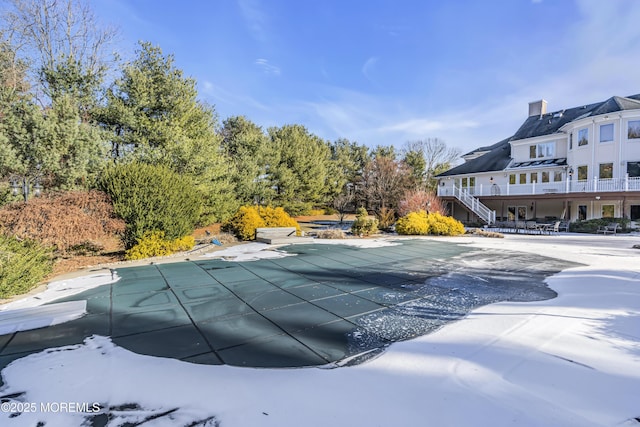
(0, 0), (460, 225)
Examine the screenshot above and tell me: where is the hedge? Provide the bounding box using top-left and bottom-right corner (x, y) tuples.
(0, 234), (53, 299)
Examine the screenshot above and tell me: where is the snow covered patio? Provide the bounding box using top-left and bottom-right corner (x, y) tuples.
(0, 235), (639, 426)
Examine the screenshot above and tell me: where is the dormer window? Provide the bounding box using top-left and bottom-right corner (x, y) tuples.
(529, 142), (555, 159)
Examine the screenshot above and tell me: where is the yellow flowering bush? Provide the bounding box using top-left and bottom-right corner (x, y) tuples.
(396, 211), (465, 236)
(222, 205), (300, 241)
(125, 231), (195, 260)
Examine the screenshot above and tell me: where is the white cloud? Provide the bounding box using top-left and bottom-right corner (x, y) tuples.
(361, 56), (379, 84)
(255, 58), (281, 76)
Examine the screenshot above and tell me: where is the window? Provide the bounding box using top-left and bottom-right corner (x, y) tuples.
(631, 205), (640, 221)
(508, 206), (527, 221)
(509, 174), (516, 185)
(628, 120), (640, 139)
(530, 172), (537, 183)
(602, 205), (614, 218)
(599, 163), (613, 179)
(469, 177), (475, 188)
(600, 123), (614, 142)
(461, 177), (467, 187)
(578, 205), (587, 221)
(577, 165), (588, 180)
(529, 142), (555, 159)
(541, 171), (549, 183)
(519, 173), (527, 184)
(569, 133), (573, 150)
(554, 171), (563, 182)
(628, 161), (640, 177)
(578, 128), (589, 146)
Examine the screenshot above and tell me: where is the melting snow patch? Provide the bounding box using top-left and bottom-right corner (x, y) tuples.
(312, 238), (401, 248)
(1, 271), (119, 311)
(201, 242), (295, 261)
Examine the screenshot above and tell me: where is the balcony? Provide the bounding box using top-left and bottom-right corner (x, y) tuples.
(438, 176), (640, 198)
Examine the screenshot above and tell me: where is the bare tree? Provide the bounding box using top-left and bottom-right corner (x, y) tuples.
(360, 156), (412, 214)
(403, 138), (460, 191)
(332, 192), (353, 223)
(2, 0), (117, 104)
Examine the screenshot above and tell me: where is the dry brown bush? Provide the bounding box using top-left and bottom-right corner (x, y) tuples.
(471, 228), (504, 238)
(0, 190), (126, 254)
(398, 189), (447, 217)
(316, 228), (346, 239)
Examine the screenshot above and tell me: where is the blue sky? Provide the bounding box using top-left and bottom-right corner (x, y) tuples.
(91, 0), (640, 154)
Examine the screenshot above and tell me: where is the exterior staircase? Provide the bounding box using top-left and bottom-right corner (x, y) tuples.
(452, 185), (496, 225)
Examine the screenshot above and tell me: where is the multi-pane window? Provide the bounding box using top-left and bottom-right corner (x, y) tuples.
(602, 205), (614, 218)
(554, 171), (563, 182)
(578, 128), (589, 146)
(628, 162), (640, 177)
(599, 123), (614, 143)
(529, 142), (555, 159)
(541, 171), (549, 183)
(599, 163), (613, 179)
(628, 120), (640, 139)
(577, 165), (588, 180)
(509, 174), (516, 185)
(508, 206), (527, 221)
(530, 172), (537, 183)
(519, 173), (526, 184)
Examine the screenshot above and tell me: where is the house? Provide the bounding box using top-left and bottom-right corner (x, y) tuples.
(436, 94), (640, 224)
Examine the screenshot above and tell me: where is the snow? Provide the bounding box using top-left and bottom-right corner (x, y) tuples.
(1, 235), (640, 426)
(0, 301), (87, 335)
(0, 271), (118, 311)
(200, 242), (295, 261)
(311, 238), (401, 248)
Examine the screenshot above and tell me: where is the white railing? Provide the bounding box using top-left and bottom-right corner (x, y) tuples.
(438, 175), (640, 197)
(452, 185), (496, 224)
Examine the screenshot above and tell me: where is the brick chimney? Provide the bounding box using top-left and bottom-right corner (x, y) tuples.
(528, 99), (548, 117)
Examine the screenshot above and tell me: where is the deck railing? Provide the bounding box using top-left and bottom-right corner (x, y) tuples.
(452, 185), (495, 224)
(438, 175), (640, 198)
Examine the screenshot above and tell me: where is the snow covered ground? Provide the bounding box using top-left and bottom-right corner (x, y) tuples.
(1, 234), (639, 426)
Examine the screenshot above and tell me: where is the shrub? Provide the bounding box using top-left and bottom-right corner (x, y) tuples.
(0, 234), (54, 299)
(569, 218), (629, 233)
(398, 190), (447, 217)
(0, 190), (125, 254)
(395, 211), (429, 235)
(222, 205), (300, 241)
(316, 228), (345, 239)
(376, 207), (396, 232)
(98, 163), (202, 249)
(125, 231), (196, 260)
(396, 210), (465, 236)
(308, 209), (326, 216)
(470, 228), (504, 238)
(351, 207), (378, 236)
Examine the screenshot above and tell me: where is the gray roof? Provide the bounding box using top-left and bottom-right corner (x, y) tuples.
(438, 94), (640, 178)
(511, 94), (640, 141)
(437, 137), (512, 177)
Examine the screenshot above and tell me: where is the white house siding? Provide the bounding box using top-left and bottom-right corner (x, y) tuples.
(437, 95), (640, 224)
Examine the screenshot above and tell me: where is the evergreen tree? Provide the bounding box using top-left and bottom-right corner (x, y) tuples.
(267, 124), (331, 214)
(97, 42), (234, 222)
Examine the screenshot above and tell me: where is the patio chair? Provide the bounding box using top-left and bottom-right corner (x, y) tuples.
(543, 221), (561, 234)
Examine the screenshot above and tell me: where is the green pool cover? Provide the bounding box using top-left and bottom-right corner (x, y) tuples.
(0, 240), (575, 372)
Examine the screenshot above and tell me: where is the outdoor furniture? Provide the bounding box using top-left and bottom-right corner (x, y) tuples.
(596, 223), (619, 235)
(543, 221), (561, 234)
